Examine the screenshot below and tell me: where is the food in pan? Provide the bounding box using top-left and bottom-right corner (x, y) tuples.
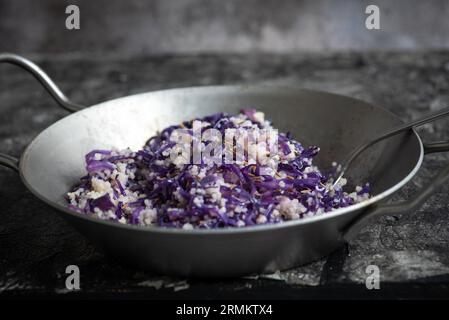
(67, 110), (370, 229)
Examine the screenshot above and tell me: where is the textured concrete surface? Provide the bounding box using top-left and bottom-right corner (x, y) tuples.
(2, 0), (449, 56)
(1, 52), (449, 298)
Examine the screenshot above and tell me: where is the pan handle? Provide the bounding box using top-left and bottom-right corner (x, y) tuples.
(0, 53), (85, 171)
(0, 153), (19, 172)
(0, 53), (84, 113)
(342, 140), (449, 241)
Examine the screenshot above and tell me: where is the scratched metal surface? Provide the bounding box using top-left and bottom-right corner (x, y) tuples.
(1, 52), (449, 298)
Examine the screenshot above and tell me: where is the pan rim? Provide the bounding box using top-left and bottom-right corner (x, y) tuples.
(18, 84), (424, 235)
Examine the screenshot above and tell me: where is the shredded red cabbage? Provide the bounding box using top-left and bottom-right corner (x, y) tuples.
(67, 110), (370, 229)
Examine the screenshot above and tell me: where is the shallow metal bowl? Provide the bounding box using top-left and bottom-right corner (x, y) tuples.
(1, 54), (448, 277)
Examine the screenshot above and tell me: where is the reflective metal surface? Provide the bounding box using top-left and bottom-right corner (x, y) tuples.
(333, 105), (449, 185)
(18, 86), (426, 276)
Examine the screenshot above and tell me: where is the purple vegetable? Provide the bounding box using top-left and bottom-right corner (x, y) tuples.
(86, 160), (115, 173)
(91, 194), (115, 211)
(67, 110), (370, 229)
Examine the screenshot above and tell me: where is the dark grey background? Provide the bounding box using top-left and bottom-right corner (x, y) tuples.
(1, 0), (449, 56)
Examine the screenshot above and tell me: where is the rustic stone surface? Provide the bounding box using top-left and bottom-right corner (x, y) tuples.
(1, 52), (449, 298)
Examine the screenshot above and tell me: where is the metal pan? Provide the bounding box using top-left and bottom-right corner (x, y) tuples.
(1, 53), (449, 277)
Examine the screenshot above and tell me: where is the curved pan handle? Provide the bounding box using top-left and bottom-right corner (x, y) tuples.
(342, 141), (449, 241)
(0, 53), (85, 172)
(0, 53), (84, 112)
(0, 153), (20, 172)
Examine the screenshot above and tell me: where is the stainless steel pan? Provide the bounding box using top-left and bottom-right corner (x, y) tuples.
(1, 53), (449, 277)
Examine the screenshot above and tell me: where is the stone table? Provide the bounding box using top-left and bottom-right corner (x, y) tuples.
(1, 52), (449, 298)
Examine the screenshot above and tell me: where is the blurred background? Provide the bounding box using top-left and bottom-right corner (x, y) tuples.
(1, 0), (449, 56)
